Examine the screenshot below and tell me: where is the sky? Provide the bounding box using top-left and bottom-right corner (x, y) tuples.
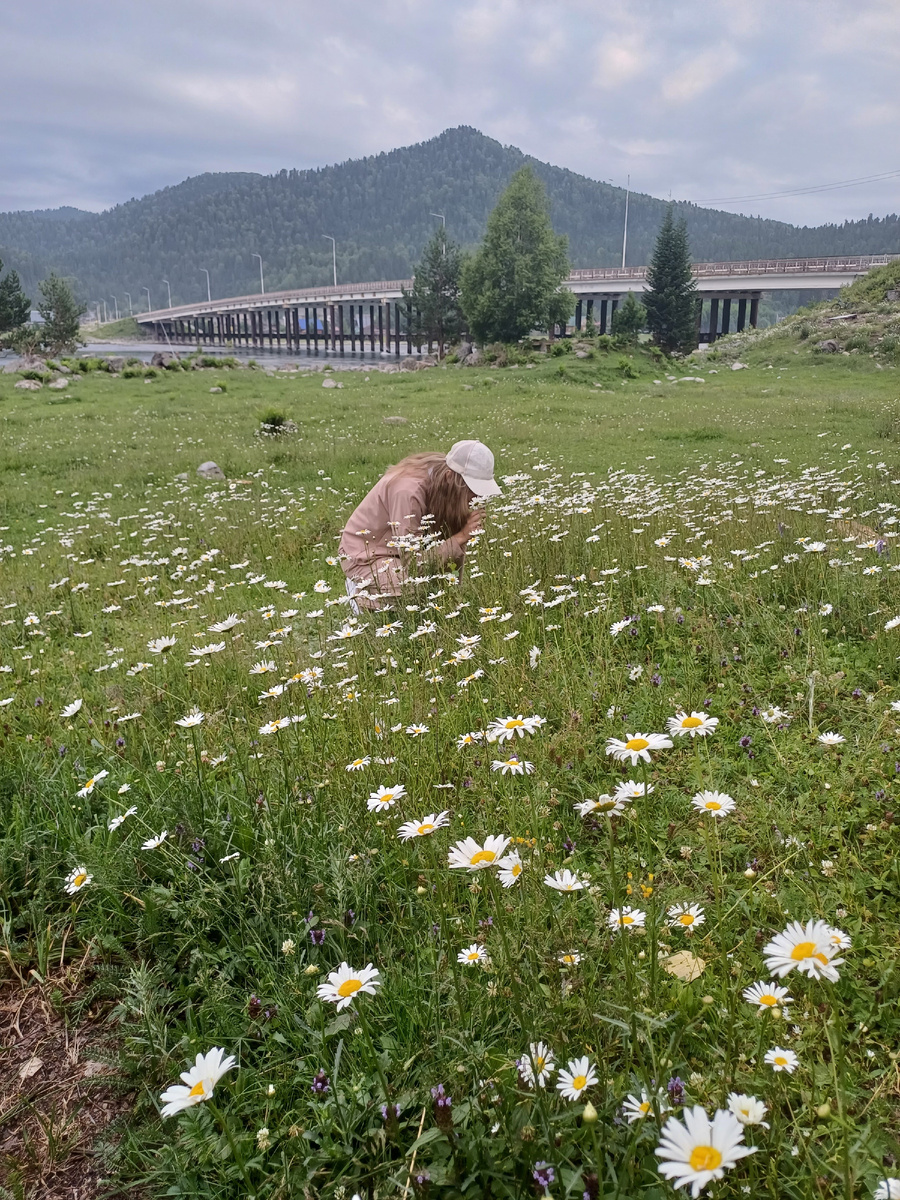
(3, 0), (899, 226)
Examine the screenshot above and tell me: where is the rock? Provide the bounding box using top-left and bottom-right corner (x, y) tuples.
(48, 378), (69, 389)
(175, 472), (189, 481)
(574, 350), (590, 359)
(400, 356), (434, 371)
(462, 384), (474, 391)
(887, 289), (899, 302)
(815, 339), (839, 353)
(150, 351), (175, 368)
(197, 461), (225, 480)
(461, 347), (482, 367)
(15, 379), (42, 390)
(383, 416), (408, 425)
(104, 357), (125, 371)
(209, 386), (223, 393)
(675, 376), (705, 383)
(322, 376), (343, 389)
(731, 361), (749, 370)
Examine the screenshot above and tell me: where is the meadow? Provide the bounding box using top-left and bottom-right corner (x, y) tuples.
(2, 337), (900, 1200)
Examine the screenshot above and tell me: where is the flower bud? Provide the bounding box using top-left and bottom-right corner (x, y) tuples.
(816, 1102), (831, 1119)
(582, 1100), (599, 1123)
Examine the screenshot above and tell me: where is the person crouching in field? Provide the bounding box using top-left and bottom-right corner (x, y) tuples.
(339, 440), (501, 610)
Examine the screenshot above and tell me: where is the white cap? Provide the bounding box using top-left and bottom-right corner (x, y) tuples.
(445, 440), (501, 498)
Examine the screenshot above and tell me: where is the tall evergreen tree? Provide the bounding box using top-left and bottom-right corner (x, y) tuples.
(643, 206), (698, 354)
(403, 226), (463, 357)
(0, 257), (31, 334)
(610, 290), (646, 341)
(37, 273), (84, 354)
(460, 166), (571, 344)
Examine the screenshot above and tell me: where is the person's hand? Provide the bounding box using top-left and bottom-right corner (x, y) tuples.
(461, 511), (484, 539)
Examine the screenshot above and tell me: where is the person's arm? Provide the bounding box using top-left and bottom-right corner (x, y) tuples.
(385, 480), (482, 567)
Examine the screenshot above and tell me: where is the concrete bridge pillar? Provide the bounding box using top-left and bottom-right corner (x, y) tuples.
(708, 298), (719, 343)
(737, 298), (747, 332)
(575, 299), (583, 331)
(721, 299), (732, 336)
(749, 296), (760, 328)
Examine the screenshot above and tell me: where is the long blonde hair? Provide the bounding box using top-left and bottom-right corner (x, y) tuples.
(385, 452), (474, 539)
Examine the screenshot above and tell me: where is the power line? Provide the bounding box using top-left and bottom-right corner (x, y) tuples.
(695, 167), (900, 206)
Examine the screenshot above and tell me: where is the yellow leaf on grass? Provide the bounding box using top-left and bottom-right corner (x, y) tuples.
(662, 951), (706, 981)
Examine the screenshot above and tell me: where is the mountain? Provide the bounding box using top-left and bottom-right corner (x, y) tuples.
(0, 127), (897, 309)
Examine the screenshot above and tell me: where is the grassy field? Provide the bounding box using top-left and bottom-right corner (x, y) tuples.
(2, 337), (900, 1199)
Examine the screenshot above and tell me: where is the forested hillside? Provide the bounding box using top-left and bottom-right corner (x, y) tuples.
(1, 127), (897, 309)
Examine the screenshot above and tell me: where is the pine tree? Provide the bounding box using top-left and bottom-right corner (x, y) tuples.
(37, 273), (84, 354)
(0, 258), (31, 334)
(403, 227), (464, 357)
(460, 166), (571, 344)
(643, 206), (698, 354)
(610, 291), (646, 341)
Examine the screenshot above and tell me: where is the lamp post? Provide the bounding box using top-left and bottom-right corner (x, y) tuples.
(252, 253), (265, 294)
(124, 292), (132, 316)
(95, 302), (103, 325)
(143, 287), (151, 312)
(162, 278), (172, 309)
(430, 212), (445, 226)
(622, 175), (630, 268)
(323, 235), (336, 286)
(430, 212), (446, 256)
(201, 268), (211, 302)
(111, 296), (119, 320)
(102, 300), (108, 323)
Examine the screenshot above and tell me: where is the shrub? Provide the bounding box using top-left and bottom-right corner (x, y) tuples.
(122, 366), (144, 379)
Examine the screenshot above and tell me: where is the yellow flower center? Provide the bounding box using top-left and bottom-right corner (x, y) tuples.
(510, 863), (522, 876)
(534, 1056), (545, 1070)
(337, 978), (363, 998)
(418, 824), (435, 835)
(678, 914), (695, 925)
(774, 1055), (788, 1066)
(759, 993), (778, 1006)
(622, 915), (634, 925)
(467, 952), (479, 961)
(626, 737), (649, 751)
(597, 799), (616, 811)
(572, 1074), (587, 1090)
(86, 777), (95, 788)
(689, 1146), (722, 1171)
(639, 1101), (651, 1114)
(188, 1081), (206, 1098)
(507, 719), (524, 728)
(470, 850), (496, 865)
(790, 941), (816, 961)
(682, 716), (703, 728)
(381, 793), (394, 803)
(73, 872), (87, 888)
(705, 801), (721, 811)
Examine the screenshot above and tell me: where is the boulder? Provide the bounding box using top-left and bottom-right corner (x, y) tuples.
(675, 376), (705, 383)
(209, 386), (223, 394)
(574, 350), (590, 359)
(730, 361), (749, 370)
(322, 376), (343, 389)
(48, 378), (69, 390)
(197, 461), (226, 480)
(815, 339), (839, 353)
(383, 415), (408, 425)
(104, 357), (125, 372)
(461, 347), (482, 367)
(150, 352), (175, 368)
(175, 472), (189, 481)
(15, 379), (42, 390)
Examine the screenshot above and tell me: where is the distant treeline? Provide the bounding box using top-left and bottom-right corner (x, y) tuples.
(0, 127), (897, 309)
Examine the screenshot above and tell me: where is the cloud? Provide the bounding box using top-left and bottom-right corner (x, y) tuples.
(1, 0), (898, 228)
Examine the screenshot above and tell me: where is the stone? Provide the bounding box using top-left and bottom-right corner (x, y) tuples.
(675, 376), (706, 383)
(461, 347), (482, 367)
(48, 378), (69, 390)
(197, 461), (225, 480)
(175, 472), (189, 481)
(209, 386), (223, 393)
(150, 351), (175, 368)
(574, 350), (590, 359)
(322, 376), (343, 389)
(104, 357), (125, 371)
(731, 361), (749, 370)
(815, 339), (839, 353)
(15, 379), (42, 390)
(462, 384), (474, 391)
(886, 290), (899, 302)
(383, 416), (408, 425)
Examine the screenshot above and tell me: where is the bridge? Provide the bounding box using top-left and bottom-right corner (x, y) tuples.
(134, 255), (897, 352)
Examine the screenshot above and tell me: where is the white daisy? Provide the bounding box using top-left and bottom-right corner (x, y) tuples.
(691, 791), (736, 817)
(315, 962), (381, 1011)
(497, 850), (524, 887)
(764, 1047), (799, 1074)
(367, 784), (406, 812)
(458, 943), (488, 966)
(605, 732), (673, 765)
(667, 712), (719, 738)
(544, 869), (586, 893)
(742, 980), (792, 1011)
(556, 1056), (598, 1101)
(762, 919), (845, 982)
(159, 1047), (237, 1117)
(655, 1105), (755, 1197)
(64, 866), (92, 894)
(397, 812), (450, 841)
(608, 906), (646, 930)
(447, 835), (510, 870)
(517, 1041), (555, 1088)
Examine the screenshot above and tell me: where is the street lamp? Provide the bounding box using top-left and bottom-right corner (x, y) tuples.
(162, 278), (172, 309)
(252, 253), (265, 294)
(95, 302), (103, 324)
(124, 292), (132, 316)
(622, 175), (630, 268)
(201, 268), (211, 302)
(111, 296), (119, 320)
(323, 235), (337, 286)
(143, 287), (151, 312)
(430, 212), (445, 226)
(102, 300), (108, 323)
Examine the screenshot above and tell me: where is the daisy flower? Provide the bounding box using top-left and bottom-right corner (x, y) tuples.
(406, 724), (429, 736)
(108, 805), (138, 831)
(458, 943), (488, 966)
(556, 1056), (598, 1101)
(76, 769), (109, 798)
(159, 1047), (237, 1118)
(60, 699), (83, 718)
(817, 731), (845, 746)
(623, 1090), (670, 1123)
(487, 715), (542, 742)
(742, 980), (792, 1011)
(447, 835), (510, 870)
(764, 1047), (799, 1074)
(575, 795), (626, 817)
(142, 831), (168, 850)
(517, 1041), (555, 1088)
(316, 962), (381, 1011)
(249, 660), (276, 675)
(726, 1094), (769, 1128)
(491, 757), (534, 775)
(875, 1181), (900, 1200)
(691, 791), (736, 817)
(345, 756), (371, 771)
(64, 866), (92, 894)
(763, 919), (845, 982)
(655, 1105), (755, 1197)
(614, 779), (654, 801)
(497, 850), (524, 887)
(208, 614), (242, 632)
(608, 906), (646, 930)
(558, 951), (582, 966)
(147, 636), (176, 654)
(605, 732), (673, 765)
(544, 869), (586, 893)
(397, 812), (450, 841)
(667, 903), (706, 930)
(367, 784), (406, 812)
(667, 711), (719, 738)
(456, 731), (484, 749)
(175, 708), (204, 728)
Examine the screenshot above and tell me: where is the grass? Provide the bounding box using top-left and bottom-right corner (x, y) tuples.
(1, 339), (900, 1198)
